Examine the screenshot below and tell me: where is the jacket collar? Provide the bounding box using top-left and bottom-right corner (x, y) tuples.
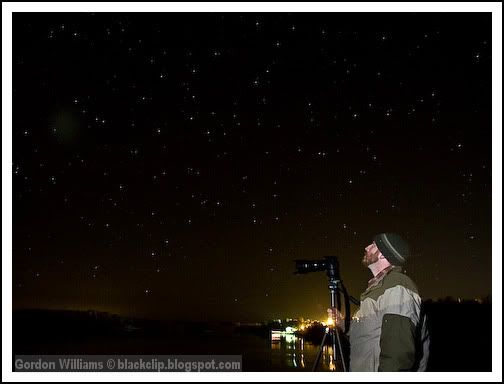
(364, 265), (402, 294)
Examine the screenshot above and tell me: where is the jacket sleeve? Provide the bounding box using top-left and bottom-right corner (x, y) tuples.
(378, 312), (417, 371)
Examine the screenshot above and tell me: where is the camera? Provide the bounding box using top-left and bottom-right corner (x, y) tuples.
(294, 256), (340, 279)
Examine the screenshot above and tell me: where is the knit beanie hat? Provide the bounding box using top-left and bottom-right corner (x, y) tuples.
(373, 233), (411, 265)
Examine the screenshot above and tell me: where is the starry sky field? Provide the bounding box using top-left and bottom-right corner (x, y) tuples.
(13, 12), (492, 321)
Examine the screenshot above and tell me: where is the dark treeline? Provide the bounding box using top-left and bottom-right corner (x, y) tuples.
(422, 298), (491, 371)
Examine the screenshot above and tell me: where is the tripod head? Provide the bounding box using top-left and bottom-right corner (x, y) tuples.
(324, 256), (341, 282)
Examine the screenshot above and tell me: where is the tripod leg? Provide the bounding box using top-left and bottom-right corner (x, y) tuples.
(312, 328), (329, 372)
(331, 329), (338, 370)
(332, 328), (347, 372)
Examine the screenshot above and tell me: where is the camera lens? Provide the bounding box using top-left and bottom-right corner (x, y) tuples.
(295, 259), (327, 274)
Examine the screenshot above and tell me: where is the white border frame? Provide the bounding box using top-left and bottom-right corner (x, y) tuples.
(2, 2), (502, 382)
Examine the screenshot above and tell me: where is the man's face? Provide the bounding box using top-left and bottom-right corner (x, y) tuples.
(362, 242), (381, 267)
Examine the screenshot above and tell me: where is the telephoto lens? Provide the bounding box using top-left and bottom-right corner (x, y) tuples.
(294, 259), (328, 274)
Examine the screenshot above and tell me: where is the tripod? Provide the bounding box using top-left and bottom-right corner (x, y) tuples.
(294, 255), (356, 372)
(312, 276), (348, 372)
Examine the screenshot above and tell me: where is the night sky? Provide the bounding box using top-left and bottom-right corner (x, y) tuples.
(13, 13), (492, 322)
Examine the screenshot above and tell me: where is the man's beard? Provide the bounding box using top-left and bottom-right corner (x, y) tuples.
(362, 251), (380, 267)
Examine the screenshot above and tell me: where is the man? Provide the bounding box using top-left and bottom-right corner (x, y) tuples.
(329, 233), (430, 371)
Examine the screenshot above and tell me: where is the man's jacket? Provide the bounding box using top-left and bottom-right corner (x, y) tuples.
(348, 266), (430, 371)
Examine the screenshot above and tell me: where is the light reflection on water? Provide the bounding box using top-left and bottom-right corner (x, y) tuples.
(269, 334), (338, 371)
